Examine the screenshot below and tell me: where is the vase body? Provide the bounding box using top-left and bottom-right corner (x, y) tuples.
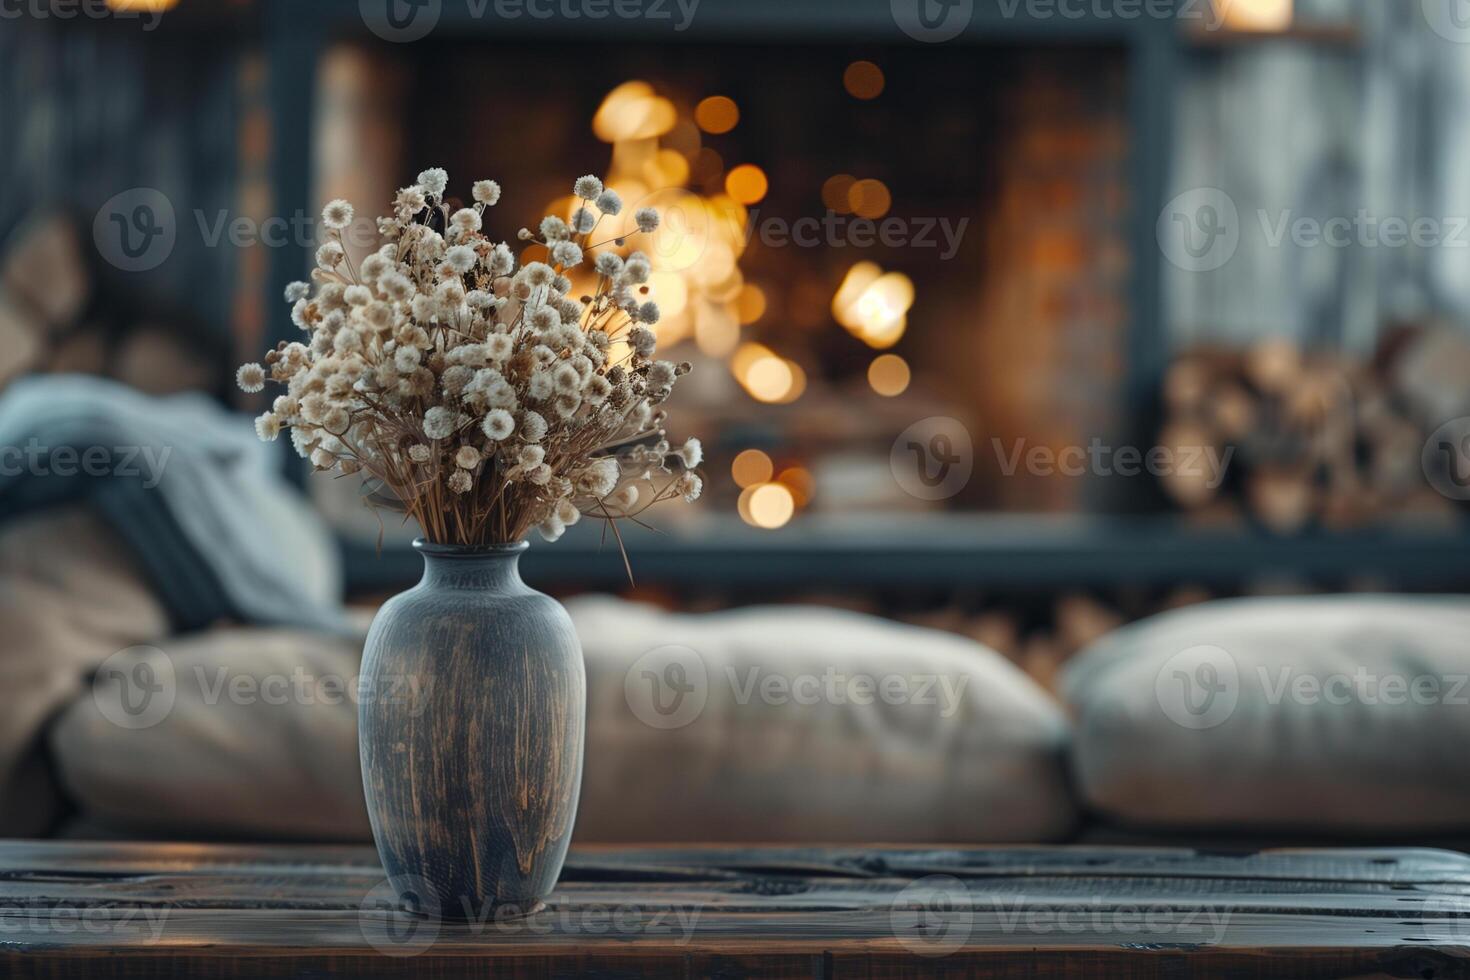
(359, 539), (584, 920)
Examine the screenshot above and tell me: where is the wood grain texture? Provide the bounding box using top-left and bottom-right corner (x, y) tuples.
(2, 842), (1469, 978)
(357, 541), (584, 920)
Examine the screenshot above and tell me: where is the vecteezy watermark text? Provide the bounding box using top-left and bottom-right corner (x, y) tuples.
(1159, 187), (1470, 273)
(744, 210), (969, 261)
(0, 0), (166, 29)
(0, 440), (171, 488)
(359, 0), (699, 44)
(991, 437), (1233, 486)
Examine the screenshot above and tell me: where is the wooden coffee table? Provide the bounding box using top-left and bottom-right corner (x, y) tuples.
(2, 841), (1468, 977)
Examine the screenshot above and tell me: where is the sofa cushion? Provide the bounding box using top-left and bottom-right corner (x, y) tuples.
(0, 507), (168, 836)
(571, 597), (1076, 843)
(1061, 595), (1470, 833)
(53, 596), (1076, 843)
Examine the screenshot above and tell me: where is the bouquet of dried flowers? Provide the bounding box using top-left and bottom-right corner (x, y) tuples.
(237, 168), (702, 548)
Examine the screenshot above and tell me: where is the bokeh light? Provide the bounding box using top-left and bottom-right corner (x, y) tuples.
(822, 174), (856, 214)
(695, 95), (740, 134)
(832, 263), (914, 349)
(725, 164), (769, 205)
(732, 449), (775, 488)
(843, 61), (885, 100)
(848, 178), (892, 219)
(741, 482), (796, 529)
(867, 354), (912, 396)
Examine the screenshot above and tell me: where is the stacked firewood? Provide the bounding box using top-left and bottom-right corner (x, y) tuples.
(1156, 327), (1470, 533)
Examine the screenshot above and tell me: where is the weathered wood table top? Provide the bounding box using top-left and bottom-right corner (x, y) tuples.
(2, 841), (1469, 978)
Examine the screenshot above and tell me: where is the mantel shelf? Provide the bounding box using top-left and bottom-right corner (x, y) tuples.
(341, 513), (1470, 593)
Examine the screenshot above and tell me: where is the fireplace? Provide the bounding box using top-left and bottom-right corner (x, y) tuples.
(305, 31), (1135, 530)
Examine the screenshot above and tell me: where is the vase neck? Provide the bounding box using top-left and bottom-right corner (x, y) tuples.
(415, 542), (529, 592)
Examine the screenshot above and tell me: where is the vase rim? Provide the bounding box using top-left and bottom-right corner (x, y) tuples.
(413, 538), (530, 557)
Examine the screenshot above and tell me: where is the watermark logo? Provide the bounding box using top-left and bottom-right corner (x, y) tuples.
(1158, 188), (1239, 272)
(1422, 416), (1470, 501)
(625, 644), (708, 730)
(891, 416), (973, 501)
(359, 874), (442, 957)
(1423, 0), (1470, 44)
(891, 0), (973, 42)
(890, 875), (973, 956)
(1155, 644), (1238, 730)
(1421, 892), (1470, 946)
(93, 646), (177, 731)
(360, 0), (442, 42)
(93, 188), (176, 273)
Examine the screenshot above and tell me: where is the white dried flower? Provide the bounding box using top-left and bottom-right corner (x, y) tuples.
(455, 445), (481, 469)
(648, 360), (677, 388)
(540, 215), (570, 242)
(520, 410), (548, 442)
(441, 365), (473, 396)
(623, 252), (651, 283)
(552, 362), (581, 393)
(321, 199), (354, 230)
(550, 240), (583, 268)
(628, 326), (657, 357)
(236, 363), (266, 393)
(322, 406), (350, 434)
(676, 471), (703, 502)
(521, 262), (555, 288)
(344, 285), (372, 307)
(408, 443), (432, 463)
(488, 243), (515, 276)
(417, 167), (449, 200)
(445, 244), (478, 274)
(571, 206), (597, 234)
(379, 271), (413, 302)
(555, 498), (582, 526)
(316, 241), (344, 269)
(584, 374), (612, 406)
(527, 462), (553, 485)
(594, 190), (622, 215)
(473, 180), (501, 205)
(423, 406), (457, 440)
(394, 346), (421, 374)
(334, 326), (363, 353)
(634, 207), (660, 233)
(482, 409), (515, 440)
(485, 334), (512, 361)
(528, 305), (561, 332)
(677, 437), (702, 468)
(254, 412), (282, 441)
(518, 444), (545, 468)
(594, 252), (624, 278)
(451, 208), (482, 235)
(396, 185), (427, 212)
(574, 174), (604, 200)
(606, 484), (639, 511)
(577, 457), (619, 497)
(284, 281), (310, 303)
(447, 469), (473, 494)
(537, 514), (565, 542)
(637, 301), (661, 324)
(527, 371), (554, 401)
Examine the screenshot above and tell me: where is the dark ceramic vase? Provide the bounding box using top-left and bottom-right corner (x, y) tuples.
(358, 539), (585, 920)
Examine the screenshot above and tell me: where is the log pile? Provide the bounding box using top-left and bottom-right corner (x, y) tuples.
(1156, 328), (1470, 534)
